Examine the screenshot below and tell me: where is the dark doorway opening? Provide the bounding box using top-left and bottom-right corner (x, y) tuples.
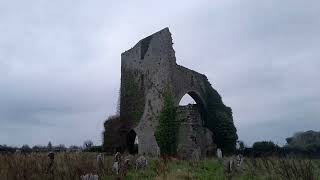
(126, 129), (138, 154)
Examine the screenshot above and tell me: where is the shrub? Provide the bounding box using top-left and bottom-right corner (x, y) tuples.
(204, 82), (238, 154)
(86, 146), (103, 152)
(155, 92), (179, 157)
(252, 141), (279, 156)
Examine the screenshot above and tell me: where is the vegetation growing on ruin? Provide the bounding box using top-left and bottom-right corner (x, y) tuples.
(155, 92), (179, 157)
(120, 69), (145, 125)
(103, 115), (121, 152)
(203, 81), (238, 155)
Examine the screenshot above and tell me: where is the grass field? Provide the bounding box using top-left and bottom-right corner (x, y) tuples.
(0, 153), (319, 180)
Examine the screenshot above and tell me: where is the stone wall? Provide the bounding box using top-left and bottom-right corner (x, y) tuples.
(176, 104), (216, 160)
(103, 28), (235, 156)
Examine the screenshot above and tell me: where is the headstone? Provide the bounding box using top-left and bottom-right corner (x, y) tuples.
(124, 154), (134, 168)
(96, 153), (104, 173)
(216, 148), (223, 158)
(135, 155), (148, 170)
(114, 152), (121, 162)
(96, 153), (103, 162)
(236, 154), (243, 167)
(191, 148), (201, 161)
(80, 174), (99, 180)
(112, 162), (119, 174)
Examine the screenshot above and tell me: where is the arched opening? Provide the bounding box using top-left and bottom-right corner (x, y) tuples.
(176, 91), (213, 159)
(178, 92), (206, 125)
(179, 94), (196, 105)
(126, 129), (139, 154)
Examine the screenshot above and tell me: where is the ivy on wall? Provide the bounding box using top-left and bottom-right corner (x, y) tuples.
(103, 115), (122, 152)
(120, 69), (145, 126)
(102, 68), (146, 153)
(155, 91), (179, 157)
(204, 81), (238, 155)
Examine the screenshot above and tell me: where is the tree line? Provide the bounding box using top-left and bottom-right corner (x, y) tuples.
(0, 140), (103, 153)
(239, 130), (320, 158)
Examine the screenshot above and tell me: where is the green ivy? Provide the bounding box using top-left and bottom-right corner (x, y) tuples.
(120, 69), (145, 126)
(155, 92), (179, 157)
(204, 81), (238, 155)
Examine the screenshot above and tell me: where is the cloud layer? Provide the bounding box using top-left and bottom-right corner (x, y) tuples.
(0, 0), (319, 146)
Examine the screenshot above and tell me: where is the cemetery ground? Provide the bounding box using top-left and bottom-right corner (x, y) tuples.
(0, 152), (319, 180)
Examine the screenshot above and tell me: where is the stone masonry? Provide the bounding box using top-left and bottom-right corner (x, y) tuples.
(103, 28), (233, 158)
(177, 104), (216, 160)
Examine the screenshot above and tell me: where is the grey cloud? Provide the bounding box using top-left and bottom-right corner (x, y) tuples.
(0, 0), (319, 146)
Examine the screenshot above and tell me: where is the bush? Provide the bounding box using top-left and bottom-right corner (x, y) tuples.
(204, 82), (238, 154)
(155, 92), (179, 157)
(21, 145), (32, 153)
(252, 141), (279, 156)
(86, 146), (103, 152)
(0, 145), (16, 153)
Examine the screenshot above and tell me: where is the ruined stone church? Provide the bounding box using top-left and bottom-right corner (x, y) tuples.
(103, 28), (237, 159)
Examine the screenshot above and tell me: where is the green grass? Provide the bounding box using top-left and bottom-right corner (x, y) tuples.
(1, 153), (319, 180)
(125, 158), (225, 180)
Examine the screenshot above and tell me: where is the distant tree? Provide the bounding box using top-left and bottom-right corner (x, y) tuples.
(252, 141), (279, 156)
(86, 145), (103, 152)
(84, 140), (93, 149)
(286, 130), (320, 147)
(237, 140), (245, 151)
(69, 145), (80, 149)
(68, 145), (82, 152)
(286, 137), (293, 144)
(47, 142), (53, 151)
(283, 130), (320, 157)
(0, 144), (16, 153)
(54, 144), (67, 152)
(21, 144), (32, 153)
(32, 145), (46, 152)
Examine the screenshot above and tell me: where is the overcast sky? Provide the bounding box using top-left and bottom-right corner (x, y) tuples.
(0, 0), (319, 147)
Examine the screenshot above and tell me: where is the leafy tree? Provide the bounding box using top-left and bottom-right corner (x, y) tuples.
(252, 141), (279, 156)
(155, 92), (179, 157)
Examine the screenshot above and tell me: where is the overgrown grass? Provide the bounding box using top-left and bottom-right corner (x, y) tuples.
(239, 157), (320, 180)
(125, 158), (225, 180)
(0, 152), (113, 180)
(0, 153), (319, 180)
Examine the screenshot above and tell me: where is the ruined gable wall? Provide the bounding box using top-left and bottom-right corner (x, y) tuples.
(120, 28), (177, 155)
(104, 27), (235, 156)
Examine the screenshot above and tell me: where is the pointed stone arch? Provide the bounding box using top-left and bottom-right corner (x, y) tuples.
(103, 28), (236, 157)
